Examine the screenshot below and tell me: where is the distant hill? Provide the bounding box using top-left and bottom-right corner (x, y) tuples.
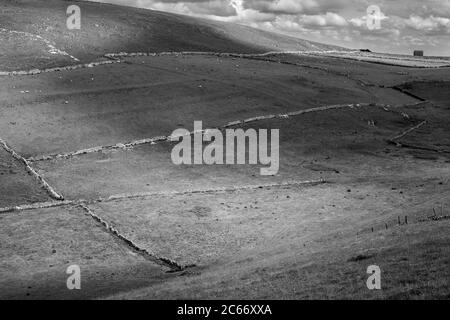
(0, 0), (345, 70)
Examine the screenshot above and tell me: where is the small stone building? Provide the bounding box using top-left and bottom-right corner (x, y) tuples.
(414, 50), (424, 57)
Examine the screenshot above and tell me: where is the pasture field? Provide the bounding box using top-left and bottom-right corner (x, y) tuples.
(0, 0), (449, 300)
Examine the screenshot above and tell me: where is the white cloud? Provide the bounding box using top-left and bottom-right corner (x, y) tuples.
(405, 15), (450, 34)
(349, 10), (389, 29)
(90, 0), (450, 56)
(300, 12), (348, 27)
(263, 0), (319, 14)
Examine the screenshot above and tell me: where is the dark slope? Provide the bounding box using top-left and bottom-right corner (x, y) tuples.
(0, 0), (345, 70)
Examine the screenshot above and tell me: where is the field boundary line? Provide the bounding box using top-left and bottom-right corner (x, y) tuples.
(0, 60), (120, 76)
(388, 120), (427, 142)
(106, 50), (450, 68)
(0, 50), (347, 76)
(0, 200), (75, 214)
(0, 28), (79, 63)
(391, 86), (427, 101)
(387, 120), (450, 154)
(103, 50), (354, 60)
(78, 203), (190, 271)
(0, 179), (327, 214)
(389, 141), (450, 154)
(304, 51), (450, 68)
(3, 48), (449, 76)
(28, 102), (378, 162)
(0, 137), (64, 200)
(0, 199), (188, 270)
(100, 179), (328, 203)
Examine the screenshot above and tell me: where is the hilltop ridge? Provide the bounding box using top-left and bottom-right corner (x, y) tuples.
(0, 0), (345, 71)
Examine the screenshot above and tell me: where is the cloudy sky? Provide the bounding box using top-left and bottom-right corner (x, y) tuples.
(92, 0), (450, 56)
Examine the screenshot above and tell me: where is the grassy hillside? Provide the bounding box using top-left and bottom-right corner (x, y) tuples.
(0, 0), (344, 71)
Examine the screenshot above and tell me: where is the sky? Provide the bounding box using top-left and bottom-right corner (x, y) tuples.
(92, 0), (450, 56)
